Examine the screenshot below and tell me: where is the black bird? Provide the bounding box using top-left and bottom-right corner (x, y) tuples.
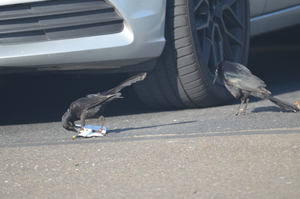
(213, 60), (299, 115)
(62, 73), (147, 132)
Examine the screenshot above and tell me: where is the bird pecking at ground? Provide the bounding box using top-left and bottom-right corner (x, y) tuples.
(62, 73), (147, 133)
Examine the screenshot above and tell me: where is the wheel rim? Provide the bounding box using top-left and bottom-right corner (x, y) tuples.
(194, 0), (246, 74)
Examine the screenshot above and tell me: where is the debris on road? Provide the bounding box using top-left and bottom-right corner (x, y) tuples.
(73, 125), (107, 138)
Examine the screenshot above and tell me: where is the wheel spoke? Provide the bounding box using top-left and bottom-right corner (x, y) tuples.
(195, 14), (210, 30)
(214, 3), (243, 46)
(219, 0), (237, 6)
(194, 0), (210, 30)
(211, 24), (223, 65)
(202, 36), (212, 65)
(205, 22), (223, 71)
(222, 4), (244, 29)
(225, 31), (242, 46)
(194, 0), (209, 12)
(194, 0), (202, 11)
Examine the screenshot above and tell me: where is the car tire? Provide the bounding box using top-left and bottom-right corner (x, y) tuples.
(132, 0), (250, 109)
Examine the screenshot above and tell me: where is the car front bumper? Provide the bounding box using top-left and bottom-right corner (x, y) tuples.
(0, 0), (167, 73)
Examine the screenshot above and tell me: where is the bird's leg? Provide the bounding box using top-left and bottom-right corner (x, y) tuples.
(241, 98), (250, 115)
(79, 111), (87, 131)
(72, 124), (83, 139)
(73, 130), (82, 139)
(234, 99), (244, 116)
(72, 114), (87, 139)
(98, 116), (106, 135)
(99, 115), (105, 135)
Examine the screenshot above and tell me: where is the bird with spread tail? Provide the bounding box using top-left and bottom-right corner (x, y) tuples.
(62, 73), (147, 132)
(213, 61), (299, 115)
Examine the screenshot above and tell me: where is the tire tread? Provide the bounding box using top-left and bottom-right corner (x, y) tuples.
(132, 0), (250, 109)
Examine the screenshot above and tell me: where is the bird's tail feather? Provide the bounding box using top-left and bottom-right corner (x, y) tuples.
(266, 95), (299, 112)
(87, 93), (122, 110)
(103, 73), (147, 95)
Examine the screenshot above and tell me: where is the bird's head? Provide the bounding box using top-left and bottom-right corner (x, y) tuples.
(213, 61), (222, 84)
(62, 110), (77, 132)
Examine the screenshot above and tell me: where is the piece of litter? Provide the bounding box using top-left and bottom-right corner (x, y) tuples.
(75, 125), (107, 137)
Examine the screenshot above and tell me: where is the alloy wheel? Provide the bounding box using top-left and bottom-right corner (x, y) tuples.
(194, 0), (246, 74)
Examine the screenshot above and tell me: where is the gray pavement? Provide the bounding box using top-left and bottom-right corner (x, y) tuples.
(1, 131), (300, 198)
(1, 26), (300, 198)
(1, 89), (300, 198)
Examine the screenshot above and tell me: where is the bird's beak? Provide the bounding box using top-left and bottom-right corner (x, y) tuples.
(213, 75), (218, 84)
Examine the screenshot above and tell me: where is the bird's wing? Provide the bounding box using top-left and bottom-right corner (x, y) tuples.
(70, 94), (117, 111)
(102, 73), (147, 95)
(223, 63), (270, 94)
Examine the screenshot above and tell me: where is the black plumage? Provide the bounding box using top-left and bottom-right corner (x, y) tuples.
(213, 60), (299, 115)
(62, 73), (147, 132)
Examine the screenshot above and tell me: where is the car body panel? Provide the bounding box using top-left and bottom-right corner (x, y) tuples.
(0, 0), (45, 6)
(249, 0), (300, 36)
(250, 0), (300, 17)
(249, 0), (267, 18)
(250, 4), (300, 36)
(0, 0), (166, 71)
(0, 0), (299, 73)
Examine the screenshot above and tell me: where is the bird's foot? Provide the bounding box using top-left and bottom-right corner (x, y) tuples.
(233, 111), (240, 116)
(98, 127), (107, 136)
(232, 112), (248, 116)
(72, 132), (81, 140)
(72, 127), (85, 140)
(235, 111), (248, 116)
(239, 112), (248, 116)
(233, 109), (248, 116)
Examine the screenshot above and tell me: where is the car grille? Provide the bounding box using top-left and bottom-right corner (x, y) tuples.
(0, 0), (124, 44)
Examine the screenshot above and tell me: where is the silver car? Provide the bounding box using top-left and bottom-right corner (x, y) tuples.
(1, 0), (299, 109)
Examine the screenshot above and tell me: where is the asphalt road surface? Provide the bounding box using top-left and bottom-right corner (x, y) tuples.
(1, 26), (300, 198)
